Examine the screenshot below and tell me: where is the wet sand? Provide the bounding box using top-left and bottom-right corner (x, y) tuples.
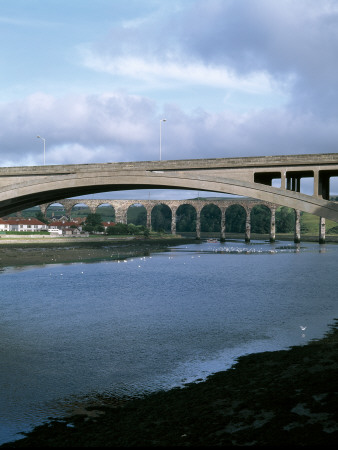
(0, 236), (194, 268)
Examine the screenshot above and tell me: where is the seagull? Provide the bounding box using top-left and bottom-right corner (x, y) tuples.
(300, 326), (307, 331)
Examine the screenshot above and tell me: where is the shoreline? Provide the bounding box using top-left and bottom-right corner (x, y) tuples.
(1, 233), (337, 269)
(1, 235), (337, 446)
(0, 236), (195, 269)
(2, 322), (337, 447)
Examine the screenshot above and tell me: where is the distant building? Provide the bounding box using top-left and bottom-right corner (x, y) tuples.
(0, 217), (48, 232)
(102, 221), (116, 230)
(49, 220), (82, 234)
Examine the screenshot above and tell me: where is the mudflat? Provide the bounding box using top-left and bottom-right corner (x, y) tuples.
(0, 236), (194, 268)
(2, 322), (337, 447)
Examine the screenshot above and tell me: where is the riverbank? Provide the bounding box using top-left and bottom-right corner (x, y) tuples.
(2, 320), (337, 447)
(0, 236), (195, 268)
(1, 233), (337, 269)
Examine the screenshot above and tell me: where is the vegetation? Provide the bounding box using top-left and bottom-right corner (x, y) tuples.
(83, 213), (105, 233)
(35, 210), (49, 224)
(106, 223), (147, 236)
(1, 231), (49, 235)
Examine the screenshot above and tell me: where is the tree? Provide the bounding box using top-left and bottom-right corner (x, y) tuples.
(176, 205), (196, 232)
(251, 205), (270, 234)
(201, 204), (221, 232)
(151, 204), (171, 232)
(85, 213), (103, 227)
(106, 223), (147, 235)
(225, 205), (246, 232)
(84, 213), (104, 233)
(276, 207), (295, 233)
(35, 211), (49, 224)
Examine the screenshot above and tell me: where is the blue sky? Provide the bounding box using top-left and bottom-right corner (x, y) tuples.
(1, 0), (338, 199)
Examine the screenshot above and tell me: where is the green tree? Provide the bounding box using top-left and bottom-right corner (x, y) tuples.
(151, 204), (171, 232)
(251, 205), (270, 234)
(225, 205), (246, 232)
(276, 207), (295, 233)
(106, 223), (129, 235)
(84, 213), (104, 233)
(85, 213), (103, 227)
(127, 205), (147, 226)
(201, 204), (221, 232)
(35, 210), (49, 224)
(176, 205), (196, 232)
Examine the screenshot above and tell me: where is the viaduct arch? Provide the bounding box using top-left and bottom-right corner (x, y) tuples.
(39, 198), (321, 243)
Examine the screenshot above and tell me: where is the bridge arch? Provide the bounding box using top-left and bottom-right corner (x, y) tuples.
(200, 203), (221, 233)
(151, 203), (172, 233)
(176, 203), (197, 234)
(96, 203), (115, 222)
(250, 204), (272, 235)
(225, 204), (246, 234)
(1, 168), (338, 222)
(127, 203), (147, 227)
(70, 202), (92, 218)
(44, 202), (67, 219)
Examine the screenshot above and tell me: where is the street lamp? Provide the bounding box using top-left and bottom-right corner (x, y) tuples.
(37, 135), (46, 165)
(159, 119), (166, 161)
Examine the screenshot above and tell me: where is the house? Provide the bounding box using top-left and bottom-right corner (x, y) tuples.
(0, 218), (10, 232)
(0, 217), (48, 232)
(50, 220), (82, 234)
(102, 221), (116, 231)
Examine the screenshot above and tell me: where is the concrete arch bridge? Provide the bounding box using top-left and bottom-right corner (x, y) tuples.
(40, 197), (326, 243)
(1, 153), (337, 241)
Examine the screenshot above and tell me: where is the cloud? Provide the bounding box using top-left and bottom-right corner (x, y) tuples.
(1, 0), (338, 169)
(79, 0), (338, 117)
(80, 50), (289, 97)
(1, 91), (338, 169)
(175, 0), (338, 115)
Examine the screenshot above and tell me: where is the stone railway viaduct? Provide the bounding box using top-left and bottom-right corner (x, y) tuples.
(39, 197), (309, 243)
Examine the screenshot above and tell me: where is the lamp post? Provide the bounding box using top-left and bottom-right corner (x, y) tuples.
(159, 119), (166, 161)
(37, 135), (46, 165)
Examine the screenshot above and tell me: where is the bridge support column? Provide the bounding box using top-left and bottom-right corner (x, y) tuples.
(220, 208), (226, 242)
(115, 207), (127, 224)
(171, 207), (177, 235)
(313, 171), (319, 197)
(270, 207), (276, 243)
(196, 210), (201, 240)
(146, 206), (152, 231)
(65, 207), (73, 218)
(294, 209), (301, 243)
(319, 217), (326, 244)
(39, 205), (48, 217)
(281, 171), (286, 189)
(245, 211), (251, 243)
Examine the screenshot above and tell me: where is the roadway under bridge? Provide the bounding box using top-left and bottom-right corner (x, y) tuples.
(1, 152), (338, 225)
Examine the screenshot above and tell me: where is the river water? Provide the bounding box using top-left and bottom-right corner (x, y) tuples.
(1, 239), (338, 444)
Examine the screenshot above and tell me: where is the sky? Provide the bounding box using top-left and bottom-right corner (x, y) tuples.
(1, 0), (338, 199)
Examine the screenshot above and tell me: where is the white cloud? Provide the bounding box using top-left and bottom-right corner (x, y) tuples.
(81, 49), (291, 96)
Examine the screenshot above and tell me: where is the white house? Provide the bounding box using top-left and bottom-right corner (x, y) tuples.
(0, 217), (48, 232)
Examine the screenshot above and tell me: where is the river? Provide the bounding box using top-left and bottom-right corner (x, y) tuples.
(1, 239), (338, 444)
